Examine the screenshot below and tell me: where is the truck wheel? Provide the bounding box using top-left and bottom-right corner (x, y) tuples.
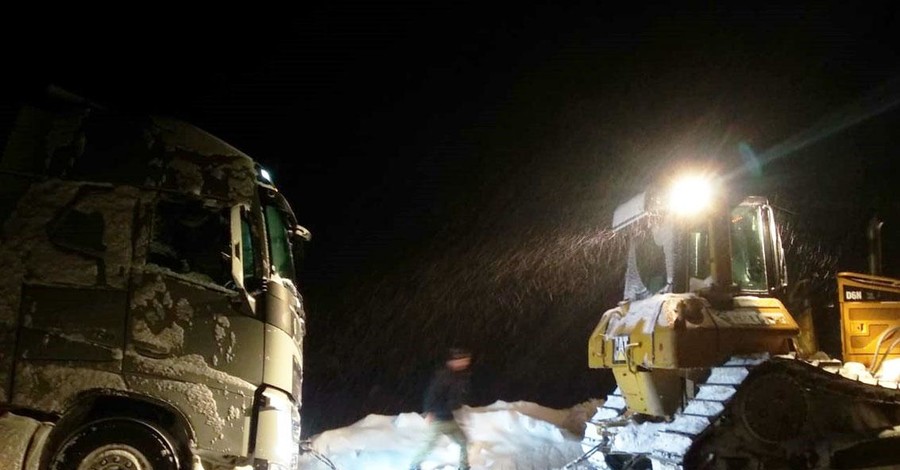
(49, 418), (183, 470)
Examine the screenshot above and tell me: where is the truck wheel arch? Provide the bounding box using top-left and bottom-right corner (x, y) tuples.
(41, 391), (195, 469)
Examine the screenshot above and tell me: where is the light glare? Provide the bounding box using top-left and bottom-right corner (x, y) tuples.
(669, 175), (713, 216)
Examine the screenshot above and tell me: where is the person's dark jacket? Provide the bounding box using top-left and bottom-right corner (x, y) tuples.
(422, 367), (470, 421)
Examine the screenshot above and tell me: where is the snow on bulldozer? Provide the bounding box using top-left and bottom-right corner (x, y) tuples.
(578, 173), (900, 470)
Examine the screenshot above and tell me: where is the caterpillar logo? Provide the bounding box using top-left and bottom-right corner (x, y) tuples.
(613, 336), (629, 363)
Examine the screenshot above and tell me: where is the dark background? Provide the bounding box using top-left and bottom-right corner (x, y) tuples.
(3, 2), (900, 436)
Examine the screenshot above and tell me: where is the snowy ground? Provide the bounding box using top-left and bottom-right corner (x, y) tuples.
(1, 401), (596, 470)
(299, 400), (599, 470)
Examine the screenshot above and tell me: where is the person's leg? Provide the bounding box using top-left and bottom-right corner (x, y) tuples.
(410, 421), (445, 468)
(445, 420), (469, 469)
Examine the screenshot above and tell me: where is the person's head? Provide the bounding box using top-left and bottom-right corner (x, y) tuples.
(446, 348), (472, 371)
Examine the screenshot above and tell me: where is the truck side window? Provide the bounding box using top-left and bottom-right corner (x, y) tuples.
(241, 217), (256, 280)
(264, 204), (296, 282)
(149, 200), (232, 286)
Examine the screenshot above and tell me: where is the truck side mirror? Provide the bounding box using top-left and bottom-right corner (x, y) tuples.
(229, 205), (246, 290)
(292, 225), (311, 242)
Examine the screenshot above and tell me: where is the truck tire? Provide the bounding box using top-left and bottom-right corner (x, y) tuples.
(48, 418), (183, 470)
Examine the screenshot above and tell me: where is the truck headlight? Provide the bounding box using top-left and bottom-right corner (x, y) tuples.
(253, 387), (300, 469)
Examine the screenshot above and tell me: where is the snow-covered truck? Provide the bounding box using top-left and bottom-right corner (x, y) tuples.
(0, 95), (309, 470)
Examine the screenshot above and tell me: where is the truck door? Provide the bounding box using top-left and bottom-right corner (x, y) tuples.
(124, 195), (264, 454)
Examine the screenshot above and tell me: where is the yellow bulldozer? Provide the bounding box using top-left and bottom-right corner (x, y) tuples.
(578, 173), (900, 469)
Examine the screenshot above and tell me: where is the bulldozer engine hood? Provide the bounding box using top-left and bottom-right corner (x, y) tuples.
(602, 294), (713, 338)
(591, 293), (798, 370)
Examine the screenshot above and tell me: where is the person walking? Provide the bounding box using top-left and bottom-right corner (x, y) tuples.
(409, 348), (472, 470)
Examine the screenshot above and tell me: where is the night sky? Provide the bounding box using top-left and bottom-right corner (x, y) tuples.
(4, 3), (900, 435)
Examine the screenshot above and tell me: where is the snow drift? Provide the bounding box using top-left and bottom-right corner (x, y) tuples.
(299, 400), (595, 470)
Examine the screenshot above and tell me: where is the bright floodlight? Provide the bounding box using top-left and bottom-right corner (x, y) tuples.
(668, 175), (713, 216)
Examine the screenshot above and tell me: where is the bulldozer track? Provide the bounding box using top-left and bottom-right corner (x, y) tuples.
(580, 354), (900, 469)
(684, 356), (900, 469)
(650, 354), (768, 467)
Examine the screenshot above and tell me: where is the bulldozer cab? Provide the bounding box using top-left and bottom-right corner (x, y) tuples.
(615, 188), (788, 302)
(592, 183), (799, 418)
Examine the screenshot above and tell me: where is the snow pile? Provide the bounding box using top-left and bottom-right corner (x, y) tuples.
(300, 401), (586, 469)
(838, 360), (900, 388)
(606, 421), (667, 455)
(875, 358), (900, 382)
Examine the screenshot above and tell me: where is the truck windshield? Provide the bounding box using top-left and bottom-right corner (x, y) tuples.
(731, 205), (767, 291)
(264, 204), (296, 283)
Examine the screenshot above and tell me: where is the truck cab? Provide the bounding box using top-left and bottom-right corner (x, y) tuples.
(0, 99), (309, 469)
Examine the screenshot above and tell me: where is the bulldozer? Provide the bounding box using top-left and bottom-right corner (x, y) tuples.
(579, 173), (900, 469)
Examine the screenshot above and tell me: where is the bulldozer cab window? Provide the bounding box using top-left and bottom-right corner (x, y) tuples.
(149, 200), (233, 287)
(624, 219), (673, 300)
(687, 228), (713, 291)
(731, 205), (767, 292)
